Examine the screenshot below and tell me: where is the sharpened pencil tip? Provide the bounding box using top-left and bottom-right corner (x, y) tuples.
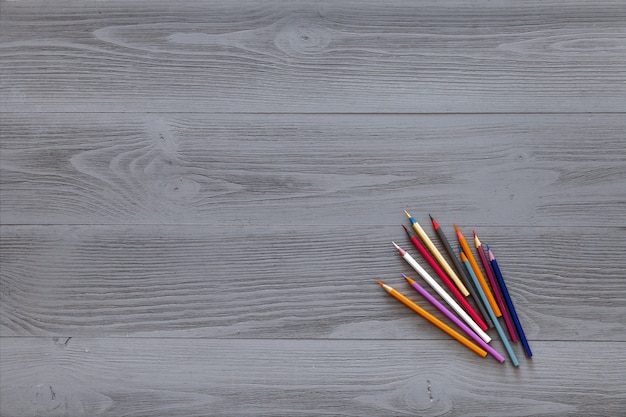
(401, 224), (411, 236)
(392, 241), (406, 256)
(403, 275), (415, 285)
(401, 273), (407, 278)
(403, 210), (412, 218)
(376, 280), (384, 287)
(428, 213), (433, 221)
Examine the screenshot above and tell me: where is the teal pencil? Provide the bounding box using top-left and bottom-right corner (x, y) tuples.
(461, 251), (520, 367)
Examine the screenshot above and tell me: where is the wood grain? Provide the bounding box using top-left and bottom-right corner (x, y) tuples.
(1, 225), (624, 341)
(1, 0), (625, 113)
(1, 338), (624, 417)
(2, 113), (625, 226)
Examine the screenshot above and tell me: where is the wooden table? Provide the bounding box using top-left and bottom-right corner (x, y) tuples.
(1, 1), (625, 415)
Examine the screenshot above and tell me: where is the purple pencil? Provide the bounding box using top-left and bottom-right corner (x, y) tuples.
(403, 274), (505, 363)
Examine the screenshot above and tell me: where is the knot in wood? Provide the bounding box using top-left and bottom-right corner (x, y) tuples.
(274, 19), (332, 56)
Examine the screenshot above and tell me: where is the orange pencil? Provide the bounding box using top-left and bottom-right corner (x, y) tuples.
(455, 224), (502, 317)
(376, 280), (487, 358)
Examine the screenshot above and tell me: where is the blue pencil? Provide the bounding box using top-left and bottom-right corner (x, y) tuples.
(461, 251), (520, 367)
(487, 245), (533, 358)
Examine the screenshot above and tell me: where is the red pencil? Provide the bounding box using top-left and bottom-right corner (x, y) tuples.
(402, 225), (488, 331)
(474, 232), (519, 342)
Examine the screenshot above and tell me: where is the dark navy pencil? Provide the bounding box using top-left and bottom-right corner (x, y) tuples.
(488, 245), (533, 358)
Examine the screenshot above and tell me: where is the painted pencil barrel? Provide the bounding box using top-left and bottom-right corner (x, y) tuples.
(403, 254), (492, 344)
(462, 257), (520, 366)
(458, 229), (502, 316)
(386, 287), (488, 358)
(490, 257), (533, 358)
(406, 277), (505, 363)
(411, 222), (470, 296)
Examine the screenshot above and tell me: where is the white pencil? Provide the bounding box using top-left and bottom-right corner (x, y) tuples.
(392, 242), (491, 343)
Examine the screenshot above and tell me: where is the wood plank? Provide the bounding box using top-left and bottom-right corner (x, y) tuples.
(1, 0), (625, 113)
(2, 113), (625, 226)
(2, 225), (624, 340)
(1, 337), (624, 416)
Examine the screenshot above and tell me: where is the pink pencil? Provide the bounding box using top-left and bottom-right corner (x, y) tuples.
(403, 274), (505, 363)
(474, 232), (518, 342)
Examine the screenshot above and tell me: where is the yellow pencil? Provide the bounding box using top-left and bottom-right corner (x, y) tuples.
(377, 280), (487, 358)
(455, 224), (502, 316)
(404, 211), (470, 296)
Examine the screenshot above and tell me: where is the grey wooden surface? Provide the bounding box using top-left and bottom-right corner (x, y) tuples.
(1, 1), (625, 416)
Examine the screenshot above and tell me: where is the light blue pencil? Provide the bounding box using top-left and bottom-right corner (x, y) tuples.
(461, 251), (520, 367)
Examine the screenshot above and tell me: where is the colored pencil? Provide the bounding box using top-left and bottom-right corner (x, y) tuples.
(376, 280), (488, 358)
(461, 252), (519, 366)
(403, 275), (505, 363)
(402, 225), (488, 331)
(429, 215), (493, 328)
(455, 224), (502, 317)
(392, 242), (491, 343)
(474, 232), (518, 342)
(488, 246), (533, 358)
(404, 210), (469, 296)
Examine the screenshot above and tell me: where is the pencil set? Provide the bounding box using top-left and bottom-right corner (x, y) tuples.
(377, 210), (532, 366)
